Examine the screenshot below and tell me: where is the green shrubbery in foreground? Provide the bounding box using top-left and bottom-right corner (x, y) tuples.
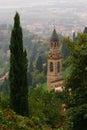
(0, 87), (65, 130)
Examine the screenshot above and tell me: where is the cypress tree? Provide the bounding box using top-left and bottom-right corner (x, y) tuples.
(9, 12), (28, 116)
(36, 56), (43, 73)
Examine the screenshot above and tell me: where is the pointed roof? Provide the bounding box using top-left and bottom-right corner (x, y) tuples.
(50, 28), (59, 42)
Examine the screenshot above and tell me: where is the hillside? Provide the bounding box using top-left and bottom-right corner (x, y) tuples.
(0, 25), (49, 77)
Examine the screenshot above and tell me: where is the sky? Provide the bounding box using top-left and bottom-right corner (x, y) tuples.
(0, 0), (86, 9)
(0, 0), (54, 9)
(0, 0), (31, 8)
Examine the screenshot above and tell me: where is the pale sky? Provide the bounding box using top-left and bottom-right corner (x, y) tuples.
(0, 0), (31, 8)
(0, 0), (86, 9)
(0, 0), (55, 9)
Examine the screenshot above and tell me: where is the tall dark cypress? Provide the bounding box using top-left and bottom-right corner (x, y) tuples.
(9, 12), (28, 116)
(36, 56), (43, 73)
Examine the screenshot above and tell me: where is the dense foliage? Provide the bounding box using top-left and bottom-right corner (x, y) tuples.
(36, 55), (43, 73)
(29, 87), (65, 129)
(9, 12), (28, 116)
(64, 33), (87, 130)
(0, 87), (65, 130)
(62, 40), (70, 60)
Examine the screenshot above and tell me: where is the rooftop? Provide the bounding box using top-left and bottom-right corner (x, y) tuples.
(50, 28), (59, 42)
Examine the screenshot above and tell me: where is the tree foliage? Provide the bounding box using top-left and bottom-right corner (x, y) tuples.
(9, 12), (28, 116)
(36, 55), (43, 73)
(64, 33), (87, 130)
(62, 40), (70, 60)
(29, 87), (64, 128)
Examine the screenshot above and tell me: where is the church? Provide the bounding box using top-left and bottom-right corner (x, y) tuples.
(47, 28), (63, 91)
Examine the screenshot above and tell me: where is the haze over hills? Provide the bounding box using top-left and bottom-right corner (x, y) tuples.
(0, 0), (87, 35)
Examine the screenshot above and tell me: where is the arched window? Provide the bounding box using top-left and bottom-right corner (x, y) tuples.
(54, 42), (56, 48)
(57, 62), (60, 73)
(51, 42), (53, 47)
(50, 62), (53, 72)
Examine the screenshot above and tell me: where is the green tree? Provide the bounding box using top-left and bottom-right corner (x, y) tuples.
(29, 87), (63, 128)
(44, 90), (62, 128)
(62, 40), (70, 60)
(9, 12), (28, 116)
(64, 33), (87, 130)
(36, 55), (43, 73)
(29, 87), (45, 121)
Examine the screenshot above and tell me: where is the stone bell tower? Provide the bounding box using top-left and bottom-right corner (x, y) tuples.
(47, 28), (63, 91)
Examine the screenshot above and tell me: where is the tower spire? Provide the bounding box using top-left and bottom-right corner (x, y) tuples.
(50, 28), (59, 42)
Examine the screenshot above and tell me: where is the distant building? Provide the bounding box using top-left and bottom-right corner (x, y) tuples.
(47, 28), (63, 91)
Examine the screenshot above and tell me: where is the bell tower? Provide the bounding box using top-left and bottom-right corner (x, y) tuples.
(47, 28), (63, 91)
